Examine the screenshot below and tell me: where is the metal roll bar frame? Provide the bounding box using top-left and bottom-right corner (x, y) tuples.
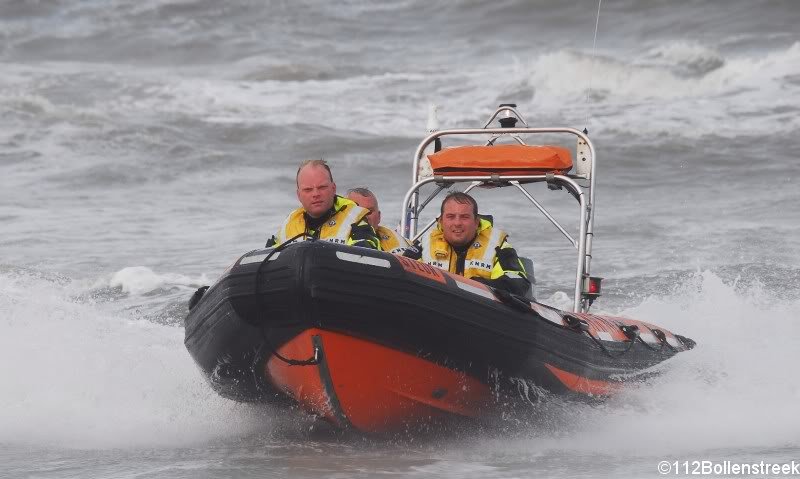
(399, 106), (597, 313)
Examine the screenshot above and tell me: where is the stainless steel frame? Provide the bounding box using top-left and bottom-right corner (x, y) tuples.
(399, 106), (597, 313)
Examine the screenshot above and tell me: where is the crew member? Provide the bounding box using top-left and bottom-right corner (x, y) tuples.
(346, 187), (410, 255)
(414, 192), (530, 296)
(266, 159), (380, 249)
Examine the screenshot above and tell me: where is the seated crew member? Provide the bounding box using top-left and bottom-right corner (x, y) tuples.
(346, 187), (411, 255)
(266, 159), (380, 249)
(415, 192), (530, 296)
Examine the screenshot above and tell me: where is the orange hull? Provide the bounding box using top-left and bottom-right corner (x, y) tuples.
(266, 329), (491, 434)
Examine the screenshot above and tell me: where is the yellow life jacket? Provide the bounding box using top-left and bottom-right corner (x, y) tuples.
(273, 196), (371, 246)
(420, 218), (508, 280)
(375, 225), (410, 255)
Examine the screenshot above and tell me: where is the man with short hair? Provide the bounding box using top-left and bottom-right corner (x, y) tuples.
(266, 159), (380, 249)
(417, 192), (530, 296)
(346, 187), (410, 255)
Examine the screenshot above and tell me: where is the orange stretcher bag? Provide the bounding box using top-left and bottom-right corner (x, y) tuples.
(428, 144), (573, 176)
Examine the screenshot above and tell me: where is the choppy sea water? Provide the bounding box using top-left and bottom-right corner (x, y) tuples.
(1, 1), (799, 477)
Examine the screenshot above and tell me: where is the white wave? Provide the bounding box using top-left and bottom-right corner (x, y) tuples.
(527, 42), (800, 136)
(412, 41), (800, 139)
(0, 270), (267, 449)
(0, 92), (58, 117)
(540, 291), (574, 311)
(108, 266), (211, 295)
(498, 270), (800, 455)
(4, 40), (797, 142)
(640, 41), (726, 76)
(566, 270), (800, 453)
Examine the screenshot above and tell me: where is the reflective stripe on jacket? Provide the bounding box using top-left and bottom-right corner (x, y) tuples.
(420, 218), (525, 281)
(375, 225), (410, 254)
(273, 196), (372, 246)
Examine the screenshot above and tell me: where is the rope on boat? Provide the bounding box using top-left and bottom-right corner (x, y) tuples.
(651, 329), (679, 352)
(563, 315), (686, 358)
(254, 233), (321, 367)
(564, 314), (637, 358)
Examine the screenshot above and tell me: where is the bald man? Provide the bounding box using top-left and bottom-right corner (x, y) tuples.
(346, 187), (410, 255)
(266, 159), (380, 250)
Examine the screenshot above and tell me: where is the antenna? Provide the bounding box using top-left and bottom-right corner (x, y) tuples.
(584, 0), (602, 129)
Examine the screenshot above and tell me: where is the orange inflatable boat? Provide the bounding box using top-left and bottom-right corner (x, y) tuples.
(184, 104), (695, 435)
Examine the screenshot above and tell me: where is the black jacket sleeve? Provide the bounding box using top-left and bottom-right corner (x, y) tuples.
(402, 241), (423, 260)
(347, 220), (381, 250)
(471, 243), (531, 298)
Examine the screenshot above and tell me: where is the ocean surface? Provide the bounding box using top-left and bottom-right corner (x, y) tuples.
(2, 0), (799, 477)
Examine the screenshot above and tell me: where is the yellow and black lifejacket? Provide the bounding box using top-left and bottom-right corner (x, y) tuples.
(420, 217), (518, 280)
(270, 196), (379, 249)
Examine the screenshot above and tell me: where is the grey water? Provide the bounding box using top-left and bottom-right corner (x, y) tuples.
(1, 0), (799, 477)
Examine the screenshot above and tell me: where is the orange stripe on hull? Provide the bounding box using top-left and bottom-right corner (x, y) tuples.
(266, 329), (491, 433)
(544, 363), (619, 396)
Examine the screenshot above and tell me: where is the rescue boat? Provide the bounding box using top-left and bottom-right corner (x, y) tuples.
(184, 104), (695, 435)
